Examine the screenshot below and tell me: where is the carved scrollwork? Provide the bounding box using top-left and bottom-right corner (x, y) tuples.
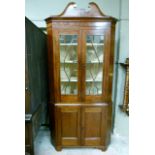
(45, 2), (117, 22)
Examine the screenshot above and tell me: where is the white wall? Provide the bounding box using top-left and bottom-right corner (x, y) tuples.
(26, 0), (120, 27)
(114, 0), (129, 138)
(25, 0), (129, 138)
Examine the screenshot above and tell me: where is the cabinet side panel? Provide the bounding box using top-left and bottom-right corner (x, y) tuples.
(107, 23), (116, 141)
(108, 22), (116, 101)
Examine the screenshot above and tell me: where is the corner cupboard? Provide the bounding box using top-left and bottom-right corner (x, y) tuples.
(45, 2), (117, 151)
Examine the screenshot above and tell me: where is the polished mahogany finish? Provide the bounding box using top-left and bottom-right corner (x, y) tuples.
(45, 2), (117, 151)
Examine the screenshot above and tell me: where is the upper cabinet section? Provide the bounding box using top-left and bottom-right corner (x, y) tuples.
(46, 2), (117, 102)
(45, 2), (117, 22)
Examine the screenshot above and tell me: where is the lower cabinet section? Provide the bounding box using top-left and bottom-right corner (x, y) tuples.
(54, 103), (109, 151)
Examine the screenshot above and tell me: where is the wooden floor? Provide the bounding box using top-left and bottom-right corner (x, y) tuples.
(33, 126), (128, 155)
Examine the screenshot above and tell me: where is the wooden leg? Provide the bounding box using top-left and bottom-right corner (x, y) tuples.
(100, 146), (107, 151)
(55, 146), (62, 151)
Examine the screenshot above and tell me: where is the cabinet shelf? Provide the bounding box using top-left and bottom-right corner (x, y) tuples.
(60, 43), (77, 46)
(60, 43), (104, 46)
(86, 43), (104, 46)
(60, 60), (103, 64)
(61, 77), (77, 82)
(86, 60), (103, 63)
(86, 79), (102, 82)
(61, 80), (77, 82)
(60, 60), (78, 63)
(61, 79), (102, 82)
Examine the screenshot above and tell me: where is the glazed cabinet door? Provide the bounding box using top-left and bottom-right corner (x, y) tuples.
(81, 106), (108, 146)
(55, 106), (81, 146)
(81, 29), (111, 102)
(54, 31), (82, 102)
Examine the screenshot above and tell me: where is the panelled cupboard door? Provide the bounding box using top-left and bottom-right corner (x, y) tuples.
(55, 106), (81, 146)
(81, 106), (108, 146)
(55, 105), (108, 148)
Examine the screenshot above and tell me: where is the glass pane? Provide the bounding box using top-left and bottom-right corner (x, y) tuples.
(86, 35), (104, 95)
(60, 35), (78, 95)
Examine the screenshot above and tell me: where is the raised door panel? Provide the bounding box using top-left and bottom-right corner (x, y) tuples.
(81, 106), (108, 146)
(56, 106), (81, 146)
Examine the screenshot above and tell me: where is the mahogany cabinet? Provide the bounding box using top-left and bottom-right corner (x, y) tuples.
(45, 2), (117, 151)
